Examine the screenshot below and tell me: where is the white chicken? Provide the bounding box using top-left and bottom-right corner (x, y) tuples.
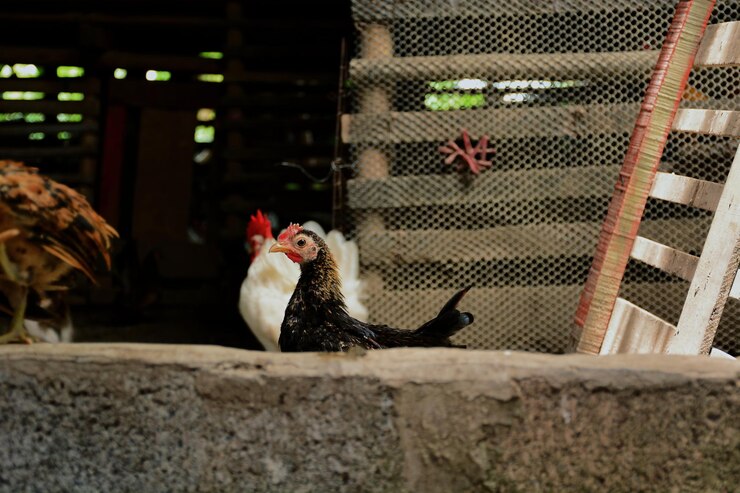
(238, 211), (367, 351)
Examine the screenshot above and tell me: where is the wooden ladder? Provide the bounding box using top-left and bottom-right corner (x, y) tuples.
(574, 2), (739, 356)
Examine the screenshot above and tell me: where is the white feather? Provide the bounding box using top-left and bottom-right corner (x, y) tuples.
(24, 308), (74, 344)
(238, 225), (368, 351)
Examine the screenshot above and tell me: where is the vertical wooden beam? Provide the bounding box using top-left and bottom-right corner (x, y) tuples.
(217, 0), (245, 242)
(357, 23), (393, 181)
(356, 23), (393, 238)
(355, 23), (393, 321)
(99, 105), (127, 231)
(132, 109), (196, 246)
(332, 38), (349, 231)
(573, 0), (717, 354)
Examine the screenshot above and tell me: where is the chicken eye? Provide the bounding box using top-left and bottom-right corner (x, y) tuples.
(296, 238), (306, 248)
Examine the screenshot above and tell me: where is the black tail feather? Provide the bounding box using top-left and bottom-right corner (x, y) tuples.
(415, 286), (474, 343)
(437, 285), (472, 316)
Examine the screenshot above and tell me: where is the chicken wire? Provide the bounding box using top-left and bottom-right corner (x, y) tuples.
(345, 0), (739, 354)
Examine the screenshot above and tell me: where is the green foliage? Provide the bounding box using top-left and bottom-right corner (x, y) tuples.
(424, 93), (486, 111)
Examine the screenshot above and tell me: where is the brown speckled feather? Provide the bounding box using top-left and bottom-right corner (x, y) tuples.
(0, 160), (117, 289)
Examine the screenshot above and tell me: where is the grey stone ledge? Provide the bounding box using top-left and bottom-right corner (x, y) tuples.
(0, 344), (738, 493)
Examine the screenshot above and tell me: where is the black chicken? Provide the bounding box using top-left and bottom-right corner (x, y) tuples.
(269, 223), (473, 352)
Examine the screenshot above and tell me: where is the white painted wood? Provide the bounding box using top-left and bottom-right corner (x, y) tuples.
(672, 109), (740, 137)
(600, 298), (676, 355)
(709, 347), (736, 359)
(730, 269), (739, 300)
(649, 172), (723, 211)
(694, 21), (740, 67)
(670, 147), (740, 355)
(630, 235), (699, 282)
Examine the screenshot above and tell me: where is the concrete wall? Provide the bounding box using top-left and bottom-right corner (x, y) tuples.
(0, 344), (737, 493)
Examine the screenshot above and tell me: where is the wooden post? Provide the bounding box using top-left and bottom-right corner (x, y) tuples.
(216, 1), (246, 242)
(669, 147), (740, 354)
(356, 23), (393, 318)
(357, 23), (393, 181)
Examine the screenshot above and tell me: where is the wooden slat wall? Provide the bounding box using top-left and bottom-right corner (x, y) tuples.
(343, 1), (732, 353)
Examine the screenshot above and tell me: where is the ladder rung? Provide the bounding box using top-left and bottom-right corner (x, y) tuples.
(731, 269), (740, 300)
(672, 109), (740, 137)
(631, 235), (698, 281)
(694, 21), (740, 67)
(601, 298), (676, 354)
(649, 172), (723, 211)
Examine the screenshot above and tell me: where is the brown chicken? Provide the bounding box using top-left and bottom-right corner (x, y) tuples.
(270, 223), (473, 352)
(0, 160), (117, 343)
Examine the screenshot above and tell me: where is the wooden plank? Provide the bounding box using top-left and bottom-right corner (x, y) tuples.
(0, 11), (344, 31)
(0, 122), (98, 136)
(670, 147), (740, 354)
(352, 0), (678, 21)
(730, 269), (739, 300)
(359, 223), (601, 265)
(672, 109), (740, 137)
(221, 93), (336, 110)
(0, 13), (225, 31)
(358, 219), (709, 265)
(0, 79), (99, 95)
(350, 50), (657, 81)
(108, 80), (219, 108)
(649, 171), (723, 211)
(0, 47), (81, 65)
(600, 298), (676, 354)
(99, 51), (220, 73)
(709, 347), (736, 359)
(221, 147), (333, 162)
(0, 99), (99, 115)
(227, 71), (336, 85)
(344, 103), (640, 144)
(0, 146), (96, 159)
(630, 235), (699, 281)
(694, 21), (740, 67)
(348, 165), (621, 209)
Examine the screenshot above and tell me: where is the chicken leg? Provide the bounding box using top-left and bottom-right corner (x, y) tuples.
(0, 234), (32, 344)
(0, 284), (29, 344)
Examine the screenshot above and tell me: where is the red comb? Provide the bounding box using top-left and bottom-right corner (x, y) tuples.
(246, 210), (273, 241)
(277, 223), (302, 242)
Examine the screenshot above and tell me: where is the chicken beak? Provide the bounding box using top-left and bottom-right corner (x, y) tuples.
(268, 242), (291, 254)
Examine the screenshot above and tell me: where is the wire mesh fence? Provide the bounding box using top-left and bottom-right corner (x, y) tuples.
(345, 0), (739, 354)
